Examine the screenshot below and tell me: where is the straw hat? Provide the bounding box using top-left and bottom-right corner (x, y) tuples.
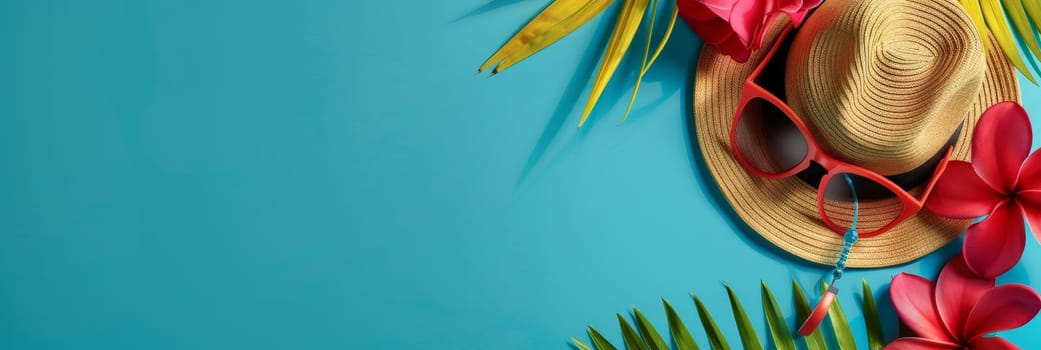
(694, 0), (1020, 267)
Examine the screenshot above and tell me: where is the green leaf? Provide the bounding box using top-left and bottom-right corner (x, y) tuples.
(724, 284), (763, 350)
(761, 282), (797, 350)
(478, 0), (615, 75)
(589, 326), (619, 350)
(693, 294), (732, 350)
(821, 282), (857, 350)
(981, 0), (1038, 84)
(619, 314), (650, 350)
(573, 337), (594, 350)
(633, 307), (669, 350)
(623, 0), (678, 122)
(579, 0), (651, 127)
(663, 298), (700, 350)
(862, 279), (884, 350)
(792, 280), (827, 350)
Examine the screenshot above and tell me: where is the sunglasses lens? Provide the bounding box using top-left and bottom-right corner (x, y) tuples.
(822, 173), (904, 234)
(734, 97), (807, 174)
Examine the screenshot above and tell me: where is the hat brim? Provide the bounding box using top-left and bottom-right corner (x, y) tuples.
(693, 18), (1021, 268)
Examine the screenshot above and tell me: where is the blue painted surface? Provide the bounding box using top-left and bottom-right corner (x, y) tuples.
(4, 1), (1041, 349)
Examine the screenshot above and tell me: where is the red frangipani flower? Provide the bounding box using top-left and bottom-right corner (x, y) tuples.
(885, 254), (1041, 350)
(677, 0), (822, 63)
(925, 102), (1041, 278)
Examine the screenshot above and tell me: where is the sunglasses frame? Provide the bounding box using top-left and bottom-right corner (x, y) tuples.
(728, 25), (952, 238)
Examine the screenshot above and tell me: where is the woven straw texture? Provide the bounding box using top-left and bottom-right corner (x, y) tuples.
(694, 0), (1020, 267)
(787, 0), (987, 175)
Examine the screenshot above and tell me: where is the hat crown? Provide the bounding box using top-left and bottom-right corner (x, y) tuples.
(785, 0), (986, 175)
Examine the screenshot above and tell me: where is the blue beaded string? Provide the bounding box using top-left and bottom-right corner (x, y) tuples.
(830, 174), (859, 285)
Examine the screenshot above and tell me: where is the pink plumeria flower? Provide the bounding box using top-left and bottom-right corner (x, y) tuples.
(886, 254), (1041, 349)
(926, 102), (1041, 278)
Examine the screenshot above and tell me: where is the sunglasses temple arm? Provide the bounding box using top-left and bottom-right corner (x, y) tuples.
(918, 146), (954, 203)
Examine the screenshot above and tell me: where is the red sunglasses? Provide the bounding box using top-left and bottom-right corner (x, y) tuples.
(728, 25), (952, 238)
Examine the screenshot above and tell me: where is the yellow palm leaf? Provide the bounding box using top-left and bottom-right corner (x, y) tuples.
(960, 0), (991, 51)
(478, 0), (615, 75)
(623, 2), (678, 122)
(579, 0), (652, 127)
(480, 1), (677, 126)
(1021, 1), (1041, 65)
(1001, 0), (1041, 77)
(970, 0), (1036, 83)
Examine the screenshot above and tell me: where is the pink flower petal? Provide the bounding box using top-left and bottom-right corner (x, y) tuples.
(968, 337), (1021, 350)
(963, 284), (1041, 339)
(777, 0), (822, 25)
(689, 17), (735, 44)
(748, 12), (779, 51)
(972, 102), (1032, 193)
(802, 0), (824, 8)
(935, 255), (995, 339)
(1018, 190), (1041, 244)
(679, 1), (722, 22)
(882, 338), (960, 350)
(926, 161), (1004, 219)
(1015, 150), (1041, 191)
(774, 0), (804, 13)
(680, 0), (816, 63)
(890, 273), (955, 342)
(725, 0), (770, 44)
(697, 0), (742, 12)
(713, 32), (752, 62)
(963, 202), (1027, 278)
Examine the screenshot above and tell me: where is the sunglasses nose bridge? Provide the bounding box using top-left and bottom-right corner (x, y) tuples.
(811, 152), (840, 171)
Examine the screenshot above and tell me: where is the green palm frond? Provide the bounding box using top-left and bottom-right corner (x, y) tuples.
(961, 0), (1041, 84)
(574, 280), (888, 350)
(762, 282), (797, 350)
(588, 326), (619, 350)
(478, 0), (678, 126)
(573, 337), (594, 350)
(724, 284), (763, 349)
(820, 282), (857, 350)
(633, 307), (669, 350)
(619, 314), (651, 350)
(663, 299), (700, 350)
(862, 280), (884, 350)
(792, 280), (827, 350)
(693, 294), (731, 350)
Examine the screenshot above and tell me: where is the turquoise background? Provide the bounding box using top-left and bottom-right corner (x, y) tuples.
(5, 1), (1041, 348)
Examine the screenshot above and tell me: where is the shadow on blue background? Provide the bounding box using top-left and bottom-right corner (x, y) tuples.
(453, 0), (534, 23)
(512, 11), (614, 188)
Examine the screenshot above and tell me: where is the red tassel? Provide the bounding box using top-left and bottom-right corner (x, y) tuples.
(798, 286), (838, 336)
